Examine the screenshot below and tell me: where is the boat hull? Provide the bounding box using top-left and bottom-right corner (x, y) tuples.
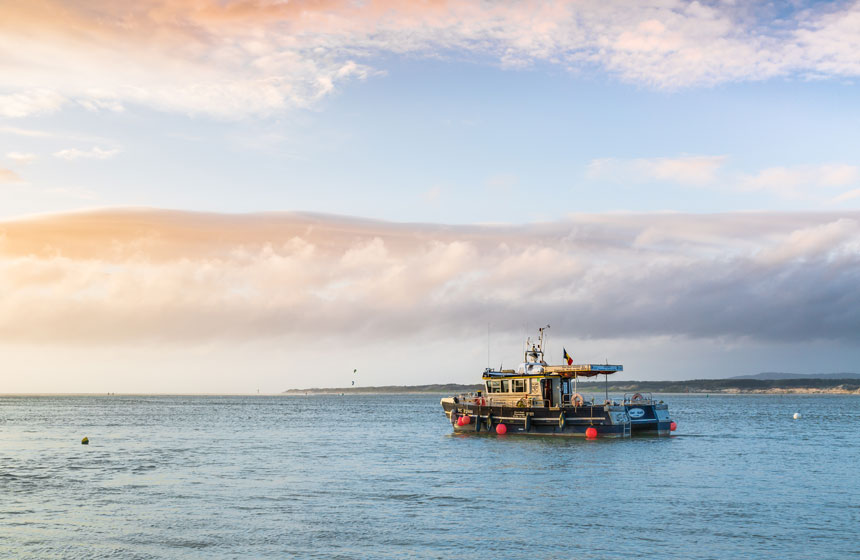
(441, 399), (631, 438)
(624, 402), (673, 436)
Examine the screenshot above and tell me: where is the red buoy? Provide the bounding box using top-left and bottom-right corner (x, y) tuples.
(456, 416), (464, 426)
(496, 423), (507, 435)
(462, 415), (471, 425)
(585, 427), (597, 439)
(670, 421), (677, 432)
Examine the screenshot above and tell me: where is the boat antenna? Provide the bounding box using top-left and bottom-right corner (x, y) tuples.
(487, 322), (490, 369)
(538, 324), (550, 355)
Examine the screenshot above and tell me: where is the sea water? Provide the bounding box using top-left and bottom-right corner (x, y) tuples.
(1, 394), (858, 559)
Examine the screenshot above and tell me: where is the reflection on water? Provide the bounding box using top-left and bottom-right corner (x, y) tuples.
(1, 394), (858, 559)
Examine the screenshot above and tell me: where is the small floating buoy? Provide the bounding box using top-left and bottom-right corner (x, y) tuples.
(456, 416), (464, 426)
(670, 421), (677, 431)
(793, 413), (801, 420)
(81, 437), (89, 445)
(496, 423), (507, 435)
(585, 427), (597, 439)
(462, 415), (471, 425)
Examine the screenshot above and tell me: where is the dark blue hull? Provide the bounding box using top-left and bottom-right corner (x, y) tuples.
(624, 402), (672, 436)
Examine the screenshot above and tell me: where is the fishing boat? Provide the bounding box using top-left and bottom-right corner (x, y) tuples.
(441, 327), (653, 438)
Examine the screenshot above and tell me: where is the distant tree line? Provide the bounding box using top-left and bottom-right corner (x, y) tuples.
(284, 378), (859, 394)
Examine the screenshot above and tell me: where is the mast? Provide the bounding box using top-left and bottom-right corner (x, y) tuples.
(538, 324), (550, 363)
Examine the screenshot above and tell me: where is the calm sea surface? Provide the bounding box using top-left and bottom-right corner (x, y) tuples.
(1, 394), (858, 559)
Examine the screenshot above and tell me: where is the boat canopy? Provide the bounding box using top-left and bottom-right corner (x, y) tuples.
(545, 364), (623, 377)
(484, 363), (622, 378)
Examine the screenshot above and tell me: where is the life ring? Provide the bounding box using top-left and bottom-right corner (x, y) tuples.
(558, 413), (566, 430)
(631, 393), (644, 402)
(474, 397), (486, 406)
(516, 398), (527, 408)
(571, 393), (584, 407)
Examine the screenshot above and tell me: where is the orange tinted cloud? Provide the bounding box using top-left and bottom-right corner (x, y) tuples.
(2, 208), (860, 346)
(0, 168), (23, 182)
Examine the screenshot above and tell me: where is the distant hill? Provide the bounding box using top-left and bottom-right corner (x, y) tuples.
(284, 378), (860, 395)
(282, 383), (481, 395)
(729, 372), (860, 380)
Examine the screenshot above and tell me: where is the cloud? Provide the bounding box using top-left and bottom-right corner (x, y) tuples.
(421, 186), (442, 203)
(646, 156), (726, 185)
(740, 164), (860, 197)
(45, 186), (98, 200)
(0, 126), (56, 138)
(53, 147), (120, 161)
(2, 2), (860, 118)
(2, 208), (860, 347)
(0, 168), (23, 183)
(834, 188), (860, 203)
(587, 155), (726, 185)
(5, 152), (36, 165)
(793, 2), (860, 78)
(0, 89), (66, 118)
(485, 173), (518, 192)
(586, 158), (860, 201)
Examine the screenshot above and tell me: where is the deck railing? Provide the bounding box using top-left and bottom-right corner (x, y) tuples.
(623, 392), (654, 405)
(454, 393), (616, 409)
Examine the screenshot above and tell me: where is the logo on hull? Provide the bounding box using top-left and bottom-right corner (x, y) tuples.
(628, 407), (645, 419)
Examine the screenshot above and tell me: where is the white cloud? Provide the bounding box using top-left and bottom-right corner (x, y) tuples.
(0, 89), (66, 118)
(587, 155), (726, 185)
(53, 147), (120, 161)
(5, 152), (36, 165)
(45, 186), (98, 200)
(756, 218), (860, 264)
(0, 126), (56, 138)
(793, 3), (860, 79)
(740, 164), (860, 197)
(421, 186), (442, 203)
(2, 2), (860, 118)
(834, 188), (860, 203)
(486, 173), (519, 192)
(76, 97), (124, 113)
(643, 155), (726, 185)
(586, 158), (860, 201)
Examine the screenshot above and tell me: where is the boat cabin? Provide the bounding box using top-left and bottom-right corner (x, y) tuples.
(481, 330), (622, 408)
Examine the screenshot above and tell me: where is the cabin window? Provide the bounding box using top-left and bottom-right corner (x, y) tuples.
(486, 380), (501, 393)
(512, 379), (526, 392)
(501, 380), (510, 393)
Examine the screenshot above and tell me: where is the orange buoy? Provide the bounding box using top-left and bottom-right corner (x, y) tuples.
(462, 415), (471, 425)
(496, 423), (507, 435)
(585, 427), (597, 439)
(670, 421), (677, 431)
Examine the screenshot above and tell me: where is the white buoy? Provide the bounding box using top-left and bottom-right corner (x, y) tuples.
(793, 412), (801, 420)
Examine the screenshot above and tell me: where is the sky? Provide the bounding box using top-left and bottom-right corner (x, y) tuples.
(2, 0), (860, 392)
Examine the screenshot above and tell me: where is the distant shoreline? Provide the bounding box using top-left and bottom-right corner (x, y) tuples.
(282, 378), (860, 395)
